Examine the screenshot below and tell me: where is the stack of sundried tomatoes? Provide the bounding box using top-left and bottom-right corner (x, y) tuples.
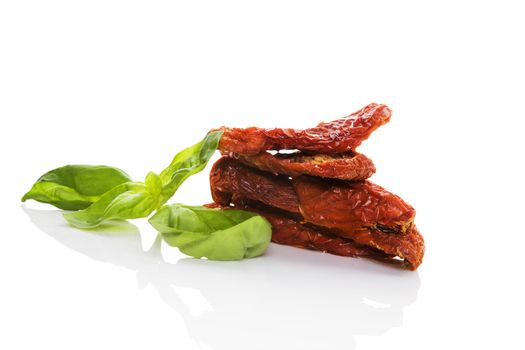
(207, 103), (424, 269)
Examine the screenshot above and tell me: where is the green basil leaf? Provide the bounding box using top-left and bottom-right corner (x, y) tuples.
(22, 165), (132, 210)
(149, 204), (272, 260)
(159, 130), (223, 203)
(63, 131), (222, 229)
(63, 172), (163, 229)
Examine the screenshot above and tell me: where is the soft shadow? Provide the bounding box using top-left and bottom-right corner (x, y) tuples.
(23, 207), (421, 350)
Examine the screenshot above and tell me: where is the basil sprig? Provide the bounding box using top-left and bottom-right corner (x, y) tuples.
(23, 130), (223, 217)
(22, 131), (273, 260)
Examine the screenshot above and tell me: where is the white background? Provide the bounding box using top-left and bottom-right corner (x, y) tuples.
(1, 1), (524, 349)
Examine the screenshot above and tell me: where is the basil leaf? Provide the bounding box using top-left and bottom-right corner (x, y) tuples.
(149, 204), (272, 260)
(63, 131), (223, 229)
(63, 172), (162, 229)
(21, 165), (132, 210)
(159, 130), (223, 203)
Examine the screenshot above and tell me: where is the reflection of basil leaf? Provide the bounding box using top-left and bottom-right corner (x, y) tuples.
(62, 131), (223, 229)
(21, 165), (131, 210)
(149, 204), (272, 260)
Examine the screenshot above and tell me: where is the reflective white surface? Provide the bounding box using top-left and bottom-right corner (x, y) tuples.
(1, 1), (524, 348)
(21, 206), (420, 350)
